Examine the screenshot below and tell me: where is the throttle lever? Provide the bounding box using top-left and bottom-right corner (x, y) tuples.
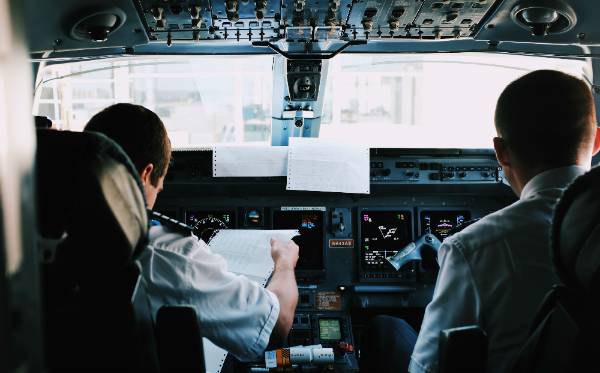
(386, 233), (442, 271)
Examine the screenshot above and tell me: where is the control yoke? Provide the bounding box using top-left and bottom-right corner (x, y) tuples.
(386, 233), (442, 271)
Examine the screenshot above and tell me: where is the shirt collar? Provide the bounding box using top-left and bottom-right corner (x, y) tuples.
(520, 165), (589, 200)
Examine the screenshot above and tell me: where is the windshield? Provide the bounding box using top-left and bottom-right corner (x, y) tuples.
(35, 56), (273, 147)
(34, 53), (587, 149)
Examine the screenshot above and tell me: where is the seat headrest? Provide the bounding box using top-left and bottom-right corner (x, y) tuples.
(552, 166), (600, 290)
(36, 130), (148, 274)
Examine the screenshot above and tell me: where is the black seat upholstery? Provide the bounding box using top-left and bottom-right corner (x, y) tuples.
(36, 129), (158, 371)
(439, 326), (487, 373)
(510, 166), (600, 373)
(155, 306), (206, 373)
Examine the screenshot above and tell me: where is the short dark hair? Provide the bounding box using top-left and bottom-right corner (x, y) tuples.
(85, 103), (171, 186)
(495, 70), (596, 168)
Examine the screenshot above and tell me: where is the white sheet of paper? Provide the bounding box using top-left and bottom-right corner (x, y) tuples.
(208, 229), (299, 285)
(203, 229), (299, 373)
(286, 138), (370, 194)
(203, 339), (228, 373)
(213, 145), (288, 177)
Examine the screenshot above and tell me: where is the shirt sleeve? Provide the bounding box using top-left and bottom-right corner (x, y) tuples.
(143, 226), (280, 361)
(409, 238), (481, 373)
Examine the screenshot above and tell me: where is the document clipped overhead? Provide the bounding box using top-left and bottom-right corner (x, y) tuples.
(213, 145), (288, 177)
(286, 138), (370, 194)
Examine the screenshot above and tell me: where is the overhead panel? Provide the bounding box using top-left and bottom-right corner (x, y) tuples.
(414, 0), (497, 39)
(135, 0), (502, 43)
(345, 0), (419, 38)
(211, 0), (280, 40)
(138, 0), (281, 42)
(139, 0), (213, 42)
(279, 0), (353, 28)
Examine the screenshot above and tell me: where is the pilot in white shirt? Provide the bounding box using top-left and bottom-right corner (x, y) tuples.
(138, 225), (280, 360)
(360, 71), (600, 373)
(83, 103), (300, 362)
(409, 165), (587, 373)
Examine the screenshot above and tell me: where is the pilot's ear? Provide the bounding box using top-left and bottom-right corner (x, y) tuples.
(140, 163), (155, 185)
(592, 126), (600, 156)
(493, 137), (511, 167)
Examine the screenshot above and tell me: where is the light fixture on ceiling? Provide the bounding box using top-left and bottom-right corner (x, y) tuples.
(511, 0), (576, 37)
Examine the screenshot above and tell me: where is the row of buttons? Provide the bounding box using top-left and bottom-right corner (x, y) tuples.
(371, 162), (502, 171)
(443, 166), (500, 172)
(361, 273), (406, 279)
(396, 162), (417, 169)
(430, 171), (495, 180)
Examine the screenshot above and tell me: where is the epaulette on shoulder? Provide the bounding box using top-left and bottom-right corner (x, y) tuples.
(149, 210), (195, 236)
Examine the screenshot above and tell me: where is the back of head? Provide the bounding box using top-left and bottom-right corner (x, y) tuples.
(495, 70), (596, 168)
(85, 103), (171, 185)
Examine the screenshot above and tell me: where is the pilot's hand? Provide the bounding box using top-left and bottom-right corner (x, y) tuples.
(270, 238), (299, 271)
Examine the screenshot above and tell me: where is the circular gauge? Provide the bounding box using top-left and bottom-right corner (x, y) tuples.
(193, 216), (228, 242)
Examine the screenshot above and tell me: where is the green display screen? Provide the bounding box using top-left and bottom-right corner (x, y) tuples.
(319, 318), (342, 341)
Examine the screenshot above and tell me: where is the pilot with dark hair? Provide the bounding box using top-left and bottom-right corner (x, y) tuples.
(361, 70), (600, 373)
(85, 103), (300, 361)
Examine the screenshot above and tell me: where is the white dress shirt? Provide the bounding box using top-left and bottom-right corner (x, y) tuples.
(137, 225), (280, 361)
(409, 166), (588, 373)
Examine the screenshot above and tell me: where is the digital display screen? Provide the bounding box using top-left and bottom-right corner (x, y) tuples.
(243, 208), (263, 227)
(360, 211), (412, 269)
(420, 210), (471, 240)
(319, 318), (342, 341)
(272, 210), (324, 270)
(185, 210), (235, 242)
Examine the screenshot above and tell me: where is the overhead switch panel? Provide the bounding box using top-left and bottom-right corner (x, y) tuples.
(135, 0), (500, 42)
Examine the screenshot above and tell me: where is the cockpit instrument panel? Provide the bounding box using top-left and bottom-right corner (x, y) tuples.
(420, 210), (471, 241)
(185, 210), (236, 242)
(358, 209), (413, 281)
(273, 208), (326, 275)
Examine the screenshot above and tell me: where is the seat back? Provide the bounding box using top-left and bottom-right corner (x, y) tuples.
(155, 306), (206, 373)
(511, 166), (600, 373)
(439, 326), (487, 373)
(36, 129), (157, 371)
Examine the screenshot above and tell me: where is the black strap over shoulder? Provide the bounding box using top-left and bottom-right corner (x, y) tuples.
(149, 210), (195, 236)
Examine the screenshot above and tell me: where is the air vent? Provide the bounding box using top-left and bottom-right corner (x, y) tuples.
(511, 0), (576, 36)
(67, 7), (126, 42)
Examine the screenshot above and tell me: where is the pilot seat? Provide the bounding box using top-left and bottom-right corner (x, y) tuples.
(36, 129), (156, 371)
(511, 165), (600, 372)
